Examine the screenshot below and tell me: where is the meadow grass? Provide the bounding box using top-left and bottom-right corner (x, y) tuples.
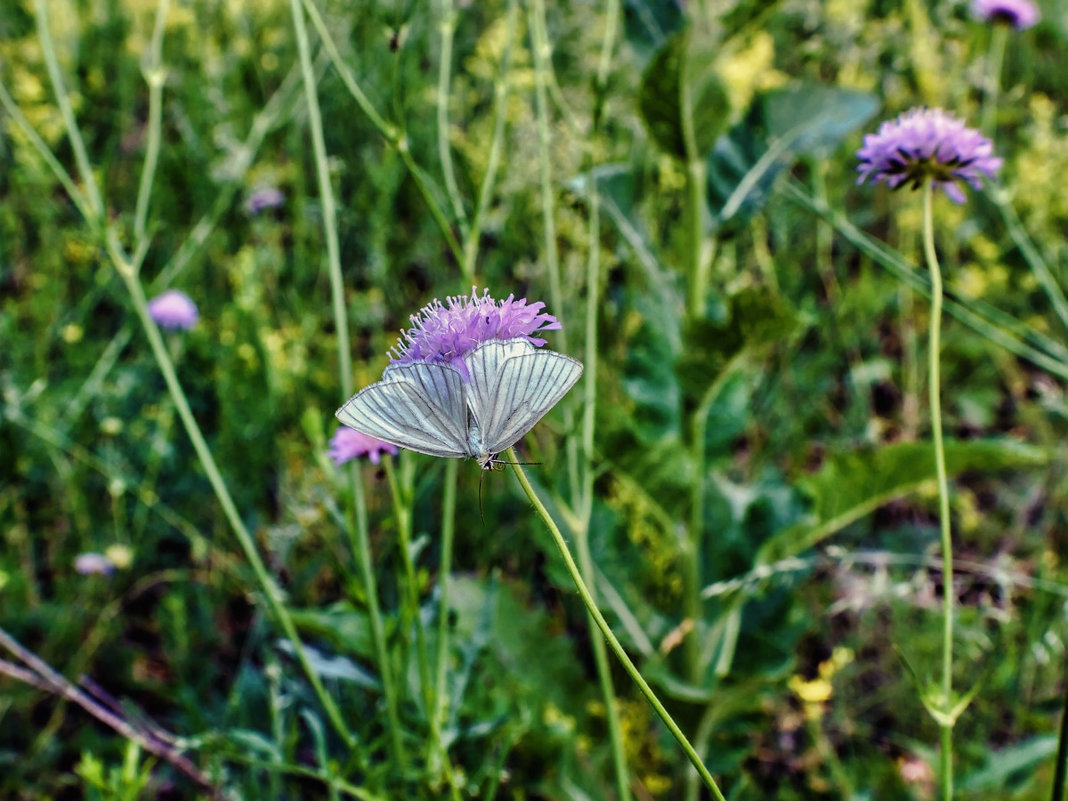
(2, 0), (1068, 798)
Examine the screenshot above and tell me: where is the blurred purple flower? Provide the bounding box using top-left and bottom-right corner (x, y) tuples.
(246, 186), (285, 214)
(856, 107), (1002, 204)
(75, 552), (115, 576)
(328, 426), (398, 466)
(389, 287), (561, 376)
(147, 289), (199, 330)
(971, 0), (1040, 29)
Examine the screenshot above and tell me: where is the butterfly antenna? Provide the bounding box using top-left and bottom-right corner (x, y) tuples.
(478, 469), (486, 526)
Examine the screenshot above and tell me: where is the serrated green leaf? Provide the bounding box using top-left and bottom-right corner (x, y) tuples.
(756, 439), (1050, 564)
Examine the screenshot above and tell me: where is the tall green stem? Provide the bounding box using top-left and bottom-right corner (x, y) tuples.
(291, 0), (404, 765)
(980, 24), (1007, 141)
(572, 1), (629, 797)
(922, 182), (954, 800)
(527, 0), (579, 497)
(383, 457), (432, 720)
(33, 0), (355, 749)
(113, 248), (354, 747)
(436, 0), (468, 237)
(507, 449), (727, 801)
(430, 459), (461, 798)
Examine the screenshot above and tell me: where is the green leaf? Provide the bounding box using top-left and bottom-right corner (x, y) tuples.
(676, 287), (803, 402)
(756, 439), (1050, 565)
(639, 29), (730, 160)
(959, 736), (1059, 791)
(288, 601), (376, 658)
(763, 83), (880, 157)
(707, 82), (878, 230)
(622, 0), (685, 61)
(620, 292), (683, 444)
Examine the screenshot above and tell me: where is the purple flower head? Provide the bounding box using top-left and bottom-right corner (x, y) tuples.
(856, 107), (1002, 204)
(246, 186), (285, 214)
(328, 425), (398, 466)
(389, 288), (562, 379)
(75, 552), (115, 576)
(971, 0), (1040, 29)
(148, 289), (199, 330)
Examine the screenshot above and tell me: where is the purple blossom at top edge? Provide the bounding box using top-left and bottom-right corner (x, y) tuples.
(147, 289), (199, 330)
(971, 0), (1040, 29)
(388, 288), (562, 376)
(328, 426), (398, 466)
(855, 107), (1002, 204)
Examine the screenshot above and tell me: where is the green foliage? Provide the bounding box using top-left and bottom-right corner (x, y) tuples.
(3, 0), (1068, 799)
(638, 28), (731, 160)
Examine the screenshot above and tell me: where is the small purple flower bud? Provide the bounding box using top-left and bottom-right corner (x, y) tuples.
(75, 552), (116, 576)
(147, 290), (199, 330)
(246, 187), (285, 214)
(328, 426), (398, 466)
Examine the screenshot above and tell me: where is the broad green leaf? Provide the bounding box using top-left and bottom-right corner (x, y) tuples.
(275, 640), (381, 688)
(622, 0), (685, 61)
(707, 82), (879, 229)
(289, 601), (376, 658)
(620, 292), (683, 444)
(958, 736), (1059, 791)
(763, 83), (880, 157)
(756, 439), (1050, 565)
(639, 29), (730, 160)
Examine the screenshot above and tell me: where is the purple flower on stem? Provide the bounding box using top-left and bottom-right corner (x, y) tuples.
(971, 0), (1040, 29)
(75, 552), (115, 576)
(328, 426), (398, 466)
(389, 287), (561, 378)
(246, 186), (285, 214)
(856, 107), (1002, 204)
(148, 289), (199, 330)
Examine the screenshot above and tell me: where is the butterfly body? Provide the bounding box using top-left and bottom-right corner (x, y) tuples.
(336, 339), (582, 469)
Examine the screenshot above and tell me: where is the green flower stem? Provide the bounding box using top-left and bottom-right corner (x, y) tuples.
(507, 449), (727, 801)
(528, 0), (580, 498)
(110, 244), (354, 747)
(460, 0), (518, 282)
(340, 462), (406, 766)
(922, 182), (954, 801)
(980, 23), (1007, 141)
(32, 0), (104, 222)
(436, 0), (468, 236)
(784, 181), (1068, 379)
(291, 0), (407, 767)
(1052, 655), (1068, 801)
(299, 0), (464, 266)
(383, 457), (433, 718)
(680, 38), (712, 322)
(0, 77), (92, 224)
(572, 2), (629, 798)
(35, 0), (357, 752)
(430, 459), (461, 799)
(132, 0), (170, 257)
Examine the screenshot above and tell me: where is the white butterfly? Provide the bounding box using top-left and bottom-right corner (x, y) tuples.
(336, 338), (583, 469)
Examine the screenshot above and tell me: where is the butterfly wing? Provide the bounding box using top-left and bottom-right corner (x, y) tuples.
(335, 361), (470, 459)
(464, 342), (583, 456)
(463, 339), (538, 429)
